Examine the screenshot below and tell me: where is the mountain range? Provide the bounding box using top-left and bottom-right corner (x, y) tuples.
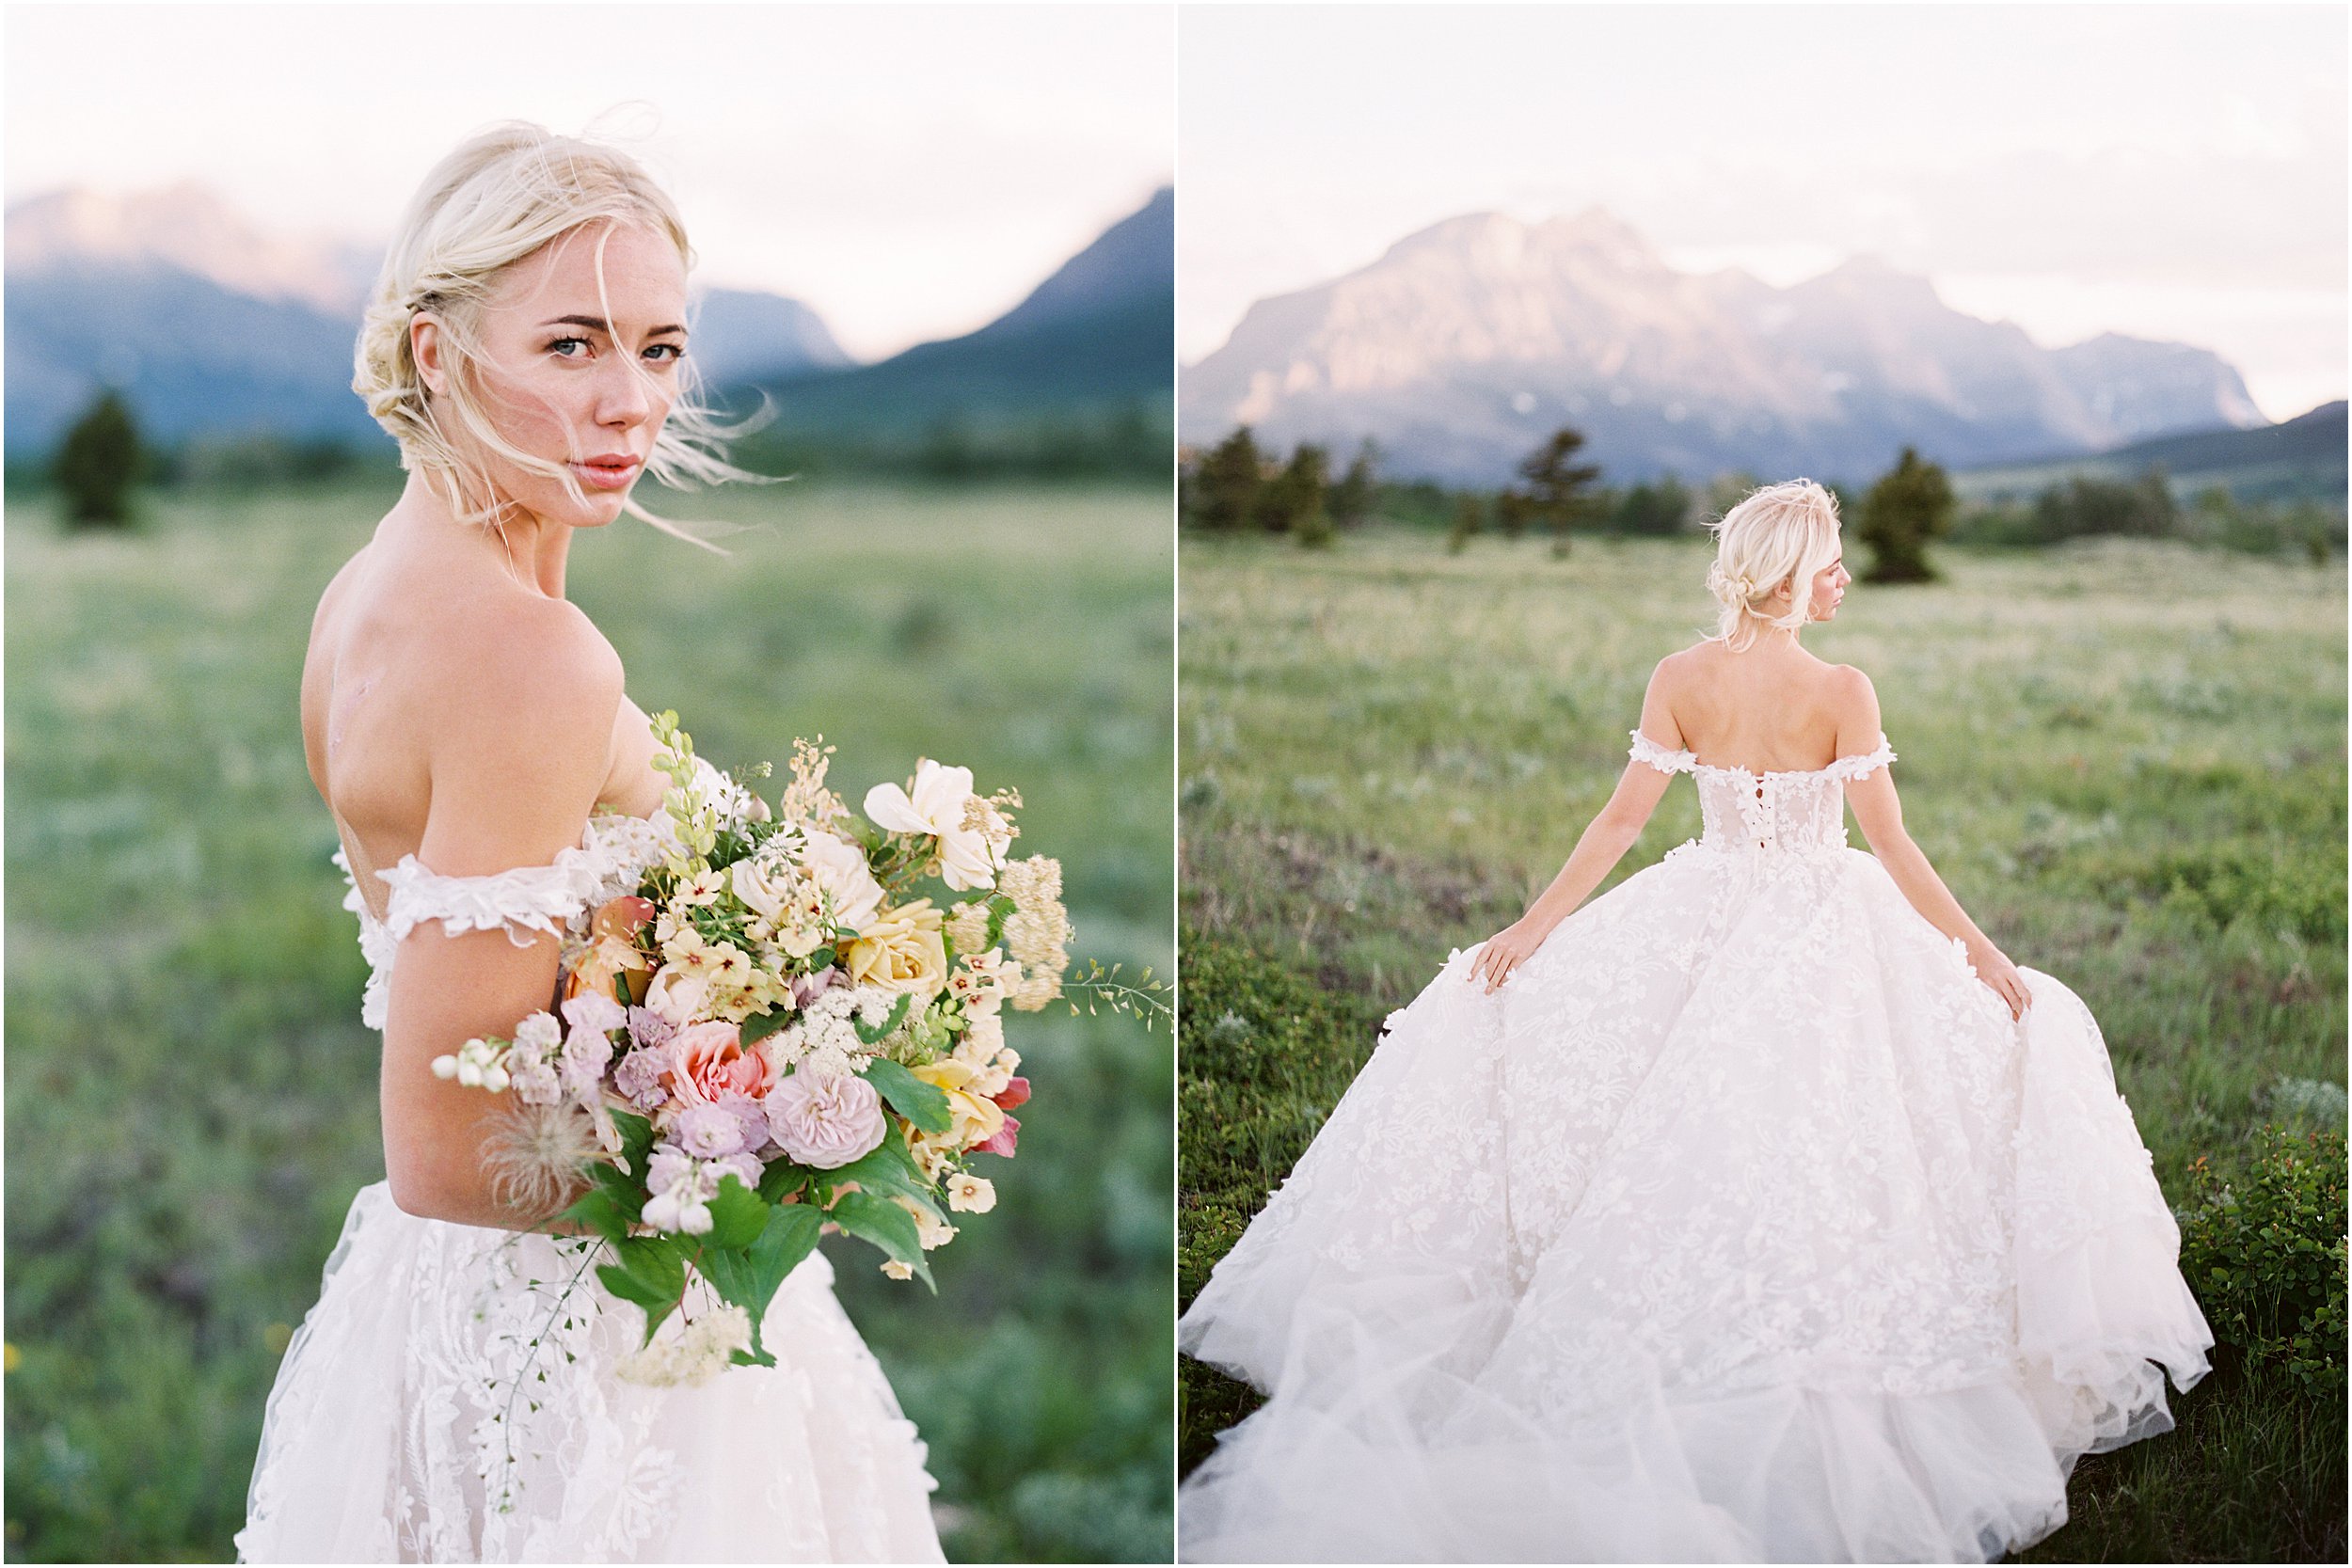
(1180, 208), (2273, 486)
(4, 181), (1168, 458)
(730, 184), (1172, 436)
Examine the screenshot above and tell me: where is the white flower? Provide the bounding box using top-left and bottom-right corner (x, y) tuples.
(801, 832), (885, 929)
(863, 761), (1007, 892)
(946, 1173), (996, 1213)
(614, 1303), (754, 1388)
(644, 966), (710, 1027)
(880, 1259), (914, 1281)
(676, 868), (728, 908)
(514, 1011), (563, 1054)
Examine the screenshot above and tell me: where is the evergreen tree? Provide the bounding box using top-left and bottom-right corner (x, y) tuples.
(1517, 427), (1604, 556)
(1193, 426), (1263, 531)
(1259, 443), (1331, 542)
(54, 388), (145, 529)
(1858, 446), (1955, 583)
(1329, 439), (1377, 529)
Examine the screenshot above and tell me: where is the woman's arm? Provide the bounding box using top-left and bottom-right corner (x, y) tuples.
(1835, 670), (2031, 1020)
(379, 608), (625, 1229)
(1468, 667), (1679, 992)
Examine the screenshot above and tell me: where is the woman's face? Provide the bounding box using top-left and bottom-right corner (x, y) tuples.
(417, 219), (689, 530)
(1806, 547), (1851, 623)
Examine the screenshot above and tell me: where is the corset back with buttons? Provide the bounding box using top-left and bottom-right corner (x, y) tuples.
(1628, 729), (1896, 858)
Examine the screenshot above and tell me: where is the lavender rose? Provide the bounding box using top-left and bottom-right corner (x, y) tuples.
(764, 1070), (888, 1169)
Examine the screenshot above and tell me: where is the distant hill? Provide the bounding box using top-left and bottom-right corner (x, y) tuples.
(686, 289), (852, 386)
(1953, 400), (2347, 507)
(4, 184), (854, 458)
(734, 186), (1173, 436)
(1181, 207), (2267, 486)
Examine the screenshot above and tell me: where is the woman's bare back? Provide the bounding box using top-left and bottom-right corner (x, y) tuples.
(1652, 638), (1872, 775)
(299, 531), (667, 921)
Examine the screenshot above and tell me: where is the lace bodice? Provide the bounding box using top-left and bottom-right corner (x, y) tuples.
(330, 768), (718, 1031)
(1629, 729), (1895, 857)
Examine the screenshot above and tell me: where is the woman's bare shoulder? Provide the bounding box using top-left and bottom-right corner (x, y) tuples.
(429, 591), (624, 734)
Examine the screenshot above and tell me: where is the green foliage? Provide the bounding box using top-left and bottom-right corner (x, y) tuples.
(1179, 528), (2344, 1554)
(1613, 473), (1694, 536)
(2177, 1126), (2347, 1399)
(1256, 443), (1329, 542)
(5, 478), (1172, 1563)
(53, 389), (146, 529)
(1858, 445), (1955, 583)
(2035, 467), (2180, 542)
(862, 1057), (953, 1134)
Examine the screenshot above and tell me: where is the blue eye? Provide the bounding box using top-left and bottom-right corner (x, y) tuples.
(644, 342), (685, 363)
(549, 337), (590, 357)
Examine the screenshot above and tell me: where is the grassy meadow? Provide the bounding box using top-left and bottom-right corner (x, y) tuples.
(1179, 529), (2345, 1562)
(4, 477), (1175, 1563)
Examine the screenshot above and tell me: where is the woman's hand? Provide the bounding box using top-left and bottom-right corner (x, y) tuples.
(1469, 918), (1549, 993)
(1966, 936), (2032, 1021)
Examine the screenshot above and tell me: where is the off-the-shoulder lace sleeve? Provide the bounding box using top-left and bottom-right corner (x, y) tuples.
(1628, 729), (1698, 776)
(377, 849), (606, 947)
(374, 804), (683, 948)
(1825, 735), (1897, 783)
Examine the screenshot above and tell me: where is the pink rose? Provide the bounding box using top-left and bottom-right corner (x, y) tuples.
(666, 1021), (773, 1107)
(764, 1071), (888, 1169)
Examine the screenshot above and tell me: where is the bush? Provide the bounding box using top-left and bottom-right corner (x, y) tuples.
(2177, 1125), (2347, 1399)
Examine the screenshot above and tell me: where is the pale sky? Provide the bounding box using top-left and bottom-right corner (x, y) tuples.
(5, 4), (1173, 360)
(1179, 4), (2346, 422)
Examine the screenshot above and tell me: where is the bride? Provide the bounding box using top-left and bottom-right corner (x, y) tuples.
(236, 124), (943, 1561)
(1177, 480), (2213, 1563)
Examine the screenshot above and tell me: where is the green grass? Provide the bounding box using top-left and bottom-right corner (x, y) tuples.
(1178, 528), (2345, 1561)
(3, 477), (1175, 1563)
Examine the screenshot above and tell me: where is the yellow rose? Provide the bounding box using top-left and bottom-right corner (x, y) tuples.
(846, 899), (946, 1000)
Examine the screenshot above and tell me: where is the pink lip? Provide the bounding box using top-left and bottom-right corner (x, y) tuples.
(571, 455), (642, 492)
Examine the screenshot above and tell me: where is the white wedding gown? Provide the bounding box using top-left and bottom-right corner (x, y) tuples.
(1178, 732), (2213, 1563)
(235, 799), (945, 1563)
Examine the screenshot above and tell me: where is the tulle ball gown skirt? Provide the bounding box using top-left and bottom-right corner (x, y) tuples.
(1177, 842), (2212, 1563)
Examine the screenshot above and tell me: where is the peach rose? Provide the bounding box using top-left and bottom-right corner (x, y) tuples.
(666, 1020), (774, 1107)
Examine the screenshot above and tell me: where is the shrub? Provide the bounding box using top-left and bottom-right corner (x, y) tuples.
(2177, 1125), (2347, 1399)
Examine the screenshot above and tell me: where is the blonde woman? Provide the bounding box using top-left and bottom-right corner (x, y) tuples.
(1177, 481), (2211, 1562)
(236, 124), (943, 1562)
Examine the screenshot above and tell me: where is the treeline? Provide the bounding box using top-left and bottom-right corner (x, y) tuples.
(15, 388), (1171, 530)
(1183, 422), (2344, 571)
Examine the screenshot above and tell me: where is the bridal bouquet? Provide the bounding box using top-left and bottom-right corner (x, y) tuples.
(433, 713), (1065, 1385)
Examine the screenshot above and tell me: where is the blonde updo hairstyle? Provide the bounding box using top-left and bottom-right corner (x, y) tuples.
(354, 119), (748, 545)
(1704, 479), (1842, 652)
